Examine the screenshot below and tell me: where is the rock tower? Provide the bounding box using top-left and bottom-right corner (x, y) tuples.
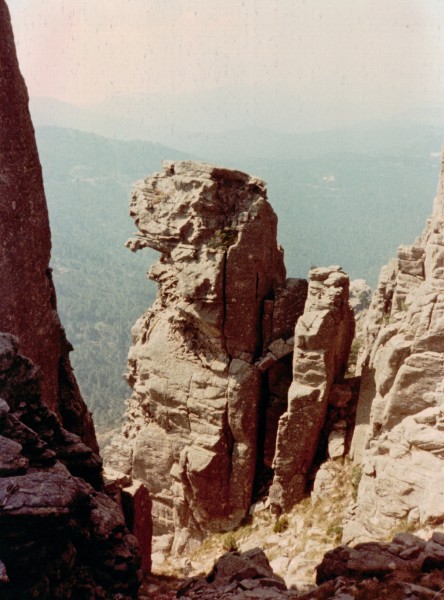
(109, 160), (354, 551)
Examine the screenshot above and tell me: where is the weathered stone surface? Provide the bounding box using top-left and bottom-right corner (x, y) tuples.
(0, 334), (103, 488)
(303, 532), (444, 600)
(270, 266), (355, 510)
(328, 426), (347, 459)
(348, 152), (444, 542)
(266, 278), (308, 345)
(0, 334), (141, 598)
(177, 548), (294, 599)
(112, 161), (307, 549)
(0, 435), (28, 475)
(344, 406), (444, 543)
(0, 0), (97, 452)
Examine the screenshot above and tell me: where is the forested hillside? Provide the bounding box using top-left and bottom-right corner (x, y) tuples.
(36, 125), (442, 430)
(36, 127), (190, 428)
(238, 151), (440, 284)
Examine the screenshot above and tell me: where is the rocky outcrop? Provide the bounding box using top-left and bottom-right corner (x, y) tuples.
(112, 161), (356, 550)
(177, 548), (295, 599)
(304, 531), (444, 600)
(270, 267), (355, 511)
(171, 532), (444, 599)
(115, 160), (306, 551)
(104, 468), (153, 575)
(346, 153), (444, 542)
(0, 333), (141, 598)
(0, 0), (97, 451)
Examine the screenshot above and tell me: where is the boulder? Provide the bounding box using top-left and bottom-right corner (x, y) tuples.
(301, 532), (444, 600)
(177, 548), (292, 599)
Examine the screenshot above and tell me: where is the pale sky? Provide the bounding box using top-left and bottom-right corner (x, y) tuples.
(7, 0), (444, 132)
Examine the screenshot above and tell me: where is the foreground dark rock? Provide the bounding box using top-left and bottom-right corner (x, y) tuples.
(0, 333), (141, 599)
(177, 548), (296, 599)
(0, 0), (97, 452)
(304, 531), (444, 599)
(177, 533), (444, 599)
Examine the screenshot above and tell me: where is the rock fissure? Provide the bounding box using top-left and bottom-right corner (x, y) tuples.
(221, 249), (232, 362)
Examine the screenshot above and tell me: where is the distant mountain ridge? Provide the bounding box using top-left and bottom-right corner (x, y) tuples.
(31, 91), (444, 148)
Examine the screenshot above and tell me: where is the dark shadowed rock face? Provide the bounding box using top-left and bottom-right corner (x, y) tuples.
(0, 0), (97, 451)
(304, 532), (444, 600)
(0, 333), (141, 598)
(177, 548), (294, 599)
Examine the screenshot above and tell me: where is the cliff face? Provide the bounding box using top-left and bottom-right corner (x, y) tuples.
(108, 160), (354, 553)
(346, 153), (444, 542)
(0, 0), (97, 451)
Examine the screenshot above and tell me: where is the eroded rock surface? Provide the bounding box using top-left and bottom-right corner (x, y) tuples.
(110, 161), (311, 551)
(270, 266), (355, 511)
(347, 153), (444, 542)
(169, 532), (444, 599)
(0, 334), (141, 598)
(177, 548), (296, 599)
(302, 531), (444, 600)
(0, 0), (97, 451)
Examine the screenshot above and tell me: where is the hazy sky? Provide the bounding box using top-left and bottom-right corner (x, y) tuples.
(7, 0), (444, 132)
